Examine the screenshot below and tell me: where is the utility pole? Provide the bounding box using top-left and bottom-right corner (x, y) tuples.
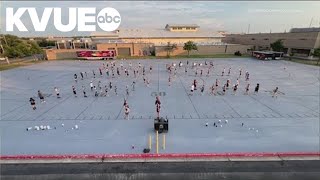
(0, 37), (4, 54)
(309, 17), (314, 27)
(2, 34), (8, 46)
(2, 34), (10, 64)
(6, 56), (10, 64)
(0, 36), (10, 64)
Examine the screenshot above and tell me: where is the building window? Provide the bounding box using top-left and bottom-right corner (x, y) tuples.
(300, 38), (307, 40)
(251, 38), (255, 40)
(186, 27), (191, 30)
(172, 27), (177, 30)
(264, 38), (269, 40)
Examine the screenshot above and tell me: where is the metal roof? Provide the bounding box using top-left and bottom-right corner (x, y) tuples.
(155, 42), (232, 46)
(46, 37), (73, 41)
(165, 24), (199, 28)
(290, 27), (320, 33)
(91, 28), (224, 38)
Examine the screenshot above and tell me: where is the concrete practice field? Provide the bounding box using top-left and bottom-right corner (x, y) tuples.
(0, 58), (319, 155)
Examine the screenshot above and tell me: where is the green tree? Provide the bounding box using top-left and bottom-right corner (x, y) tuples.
(289, 52), (294, 60)
(16, 43), (31, 57)
(270, 39), (284, 52)
(312, 48), (320, 65)
(4, 46), (24, 58)
(37, 39), (56, 47)
(165, 42), (178, 57)
(1, 34), (22, 47)
(0, 34), (43, 58)
(28, 41), (43, 54)
(183, 41), (198, 56)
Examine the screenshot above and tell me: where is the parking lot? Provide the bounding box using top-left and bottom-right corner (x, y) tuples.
(0, 58), (319, 155)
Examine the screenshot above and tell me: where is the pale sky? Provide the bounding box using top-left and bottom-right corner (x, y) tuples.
(1, 1), (320, 37)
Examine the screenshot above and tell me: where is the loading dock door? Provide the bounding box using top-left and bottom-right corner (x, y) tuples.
(117, 48), (131, 56)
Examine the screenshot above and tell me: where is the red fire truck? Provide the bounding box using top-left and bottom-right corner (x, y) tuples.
(76, 50), (116, 60)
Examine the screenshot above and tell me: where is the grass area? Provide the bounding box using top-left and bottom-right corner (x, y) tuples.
(54, 54), (250, 61)
(170, 54), (250, 59)
(117, 54), (250, 59)
(117, 56), (161, 59)
(56, 58), (81, 61)
(0, 60), (47, 71)
(284, 58), (320, 66)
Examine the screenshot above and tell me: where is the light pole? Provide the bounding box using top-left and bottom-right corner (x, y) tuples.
(2, 34), (8, 46)
(68, 40), (72, 49)
(0, 36), (10, 64)
(0, 37), (4, 53)
(85, 40), (88, 49)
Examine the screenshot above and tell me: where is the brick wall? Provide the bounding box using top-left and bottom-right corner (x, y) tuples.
(96, 43), (153, 56)
(45, 44), (252, 60)
(45, 49), (80, 60)
(223, 32), (320, 49)
(155, 44), (252, 56)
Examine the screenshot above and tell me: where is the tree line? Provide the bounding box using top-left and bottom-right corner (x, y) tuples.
(0, 34), (44, 58)
(165, 41), (198, 57)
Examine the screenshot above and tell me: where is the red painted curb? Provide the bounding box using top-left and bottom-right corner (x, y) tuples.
(1, 152), (319, 160)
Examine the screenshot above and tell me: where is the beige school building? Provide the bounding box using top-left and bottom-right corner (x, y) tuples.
(45, 24), (251, 60)
(45, 25), (320, 60)
(222, 28), (320, 59)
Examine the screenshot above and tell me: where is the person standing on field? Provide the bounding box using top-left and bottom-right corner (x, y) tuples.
(90, 81), (94, 91)
(222, 68), (225, 76)
(80, 72), (84, 80)
(124, 105), (130, 120)
(74, 73), (78, 82)
(54, 87), (60, 98)
(82, 86), (87, 97)
(29, 97), (36, 110)
(155, 96), (161, 118)
(233, 84), (238, 95)
(245, 83), (250, 95)
(72, 86), (77, 97)
(38, 90), (45, 103)
(272, 87), (279, 98)
(254, 83), (260, 94)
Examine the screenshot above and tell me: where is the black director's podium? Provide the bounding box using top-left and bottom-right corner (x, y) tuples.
(154, 117), (168, 133)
